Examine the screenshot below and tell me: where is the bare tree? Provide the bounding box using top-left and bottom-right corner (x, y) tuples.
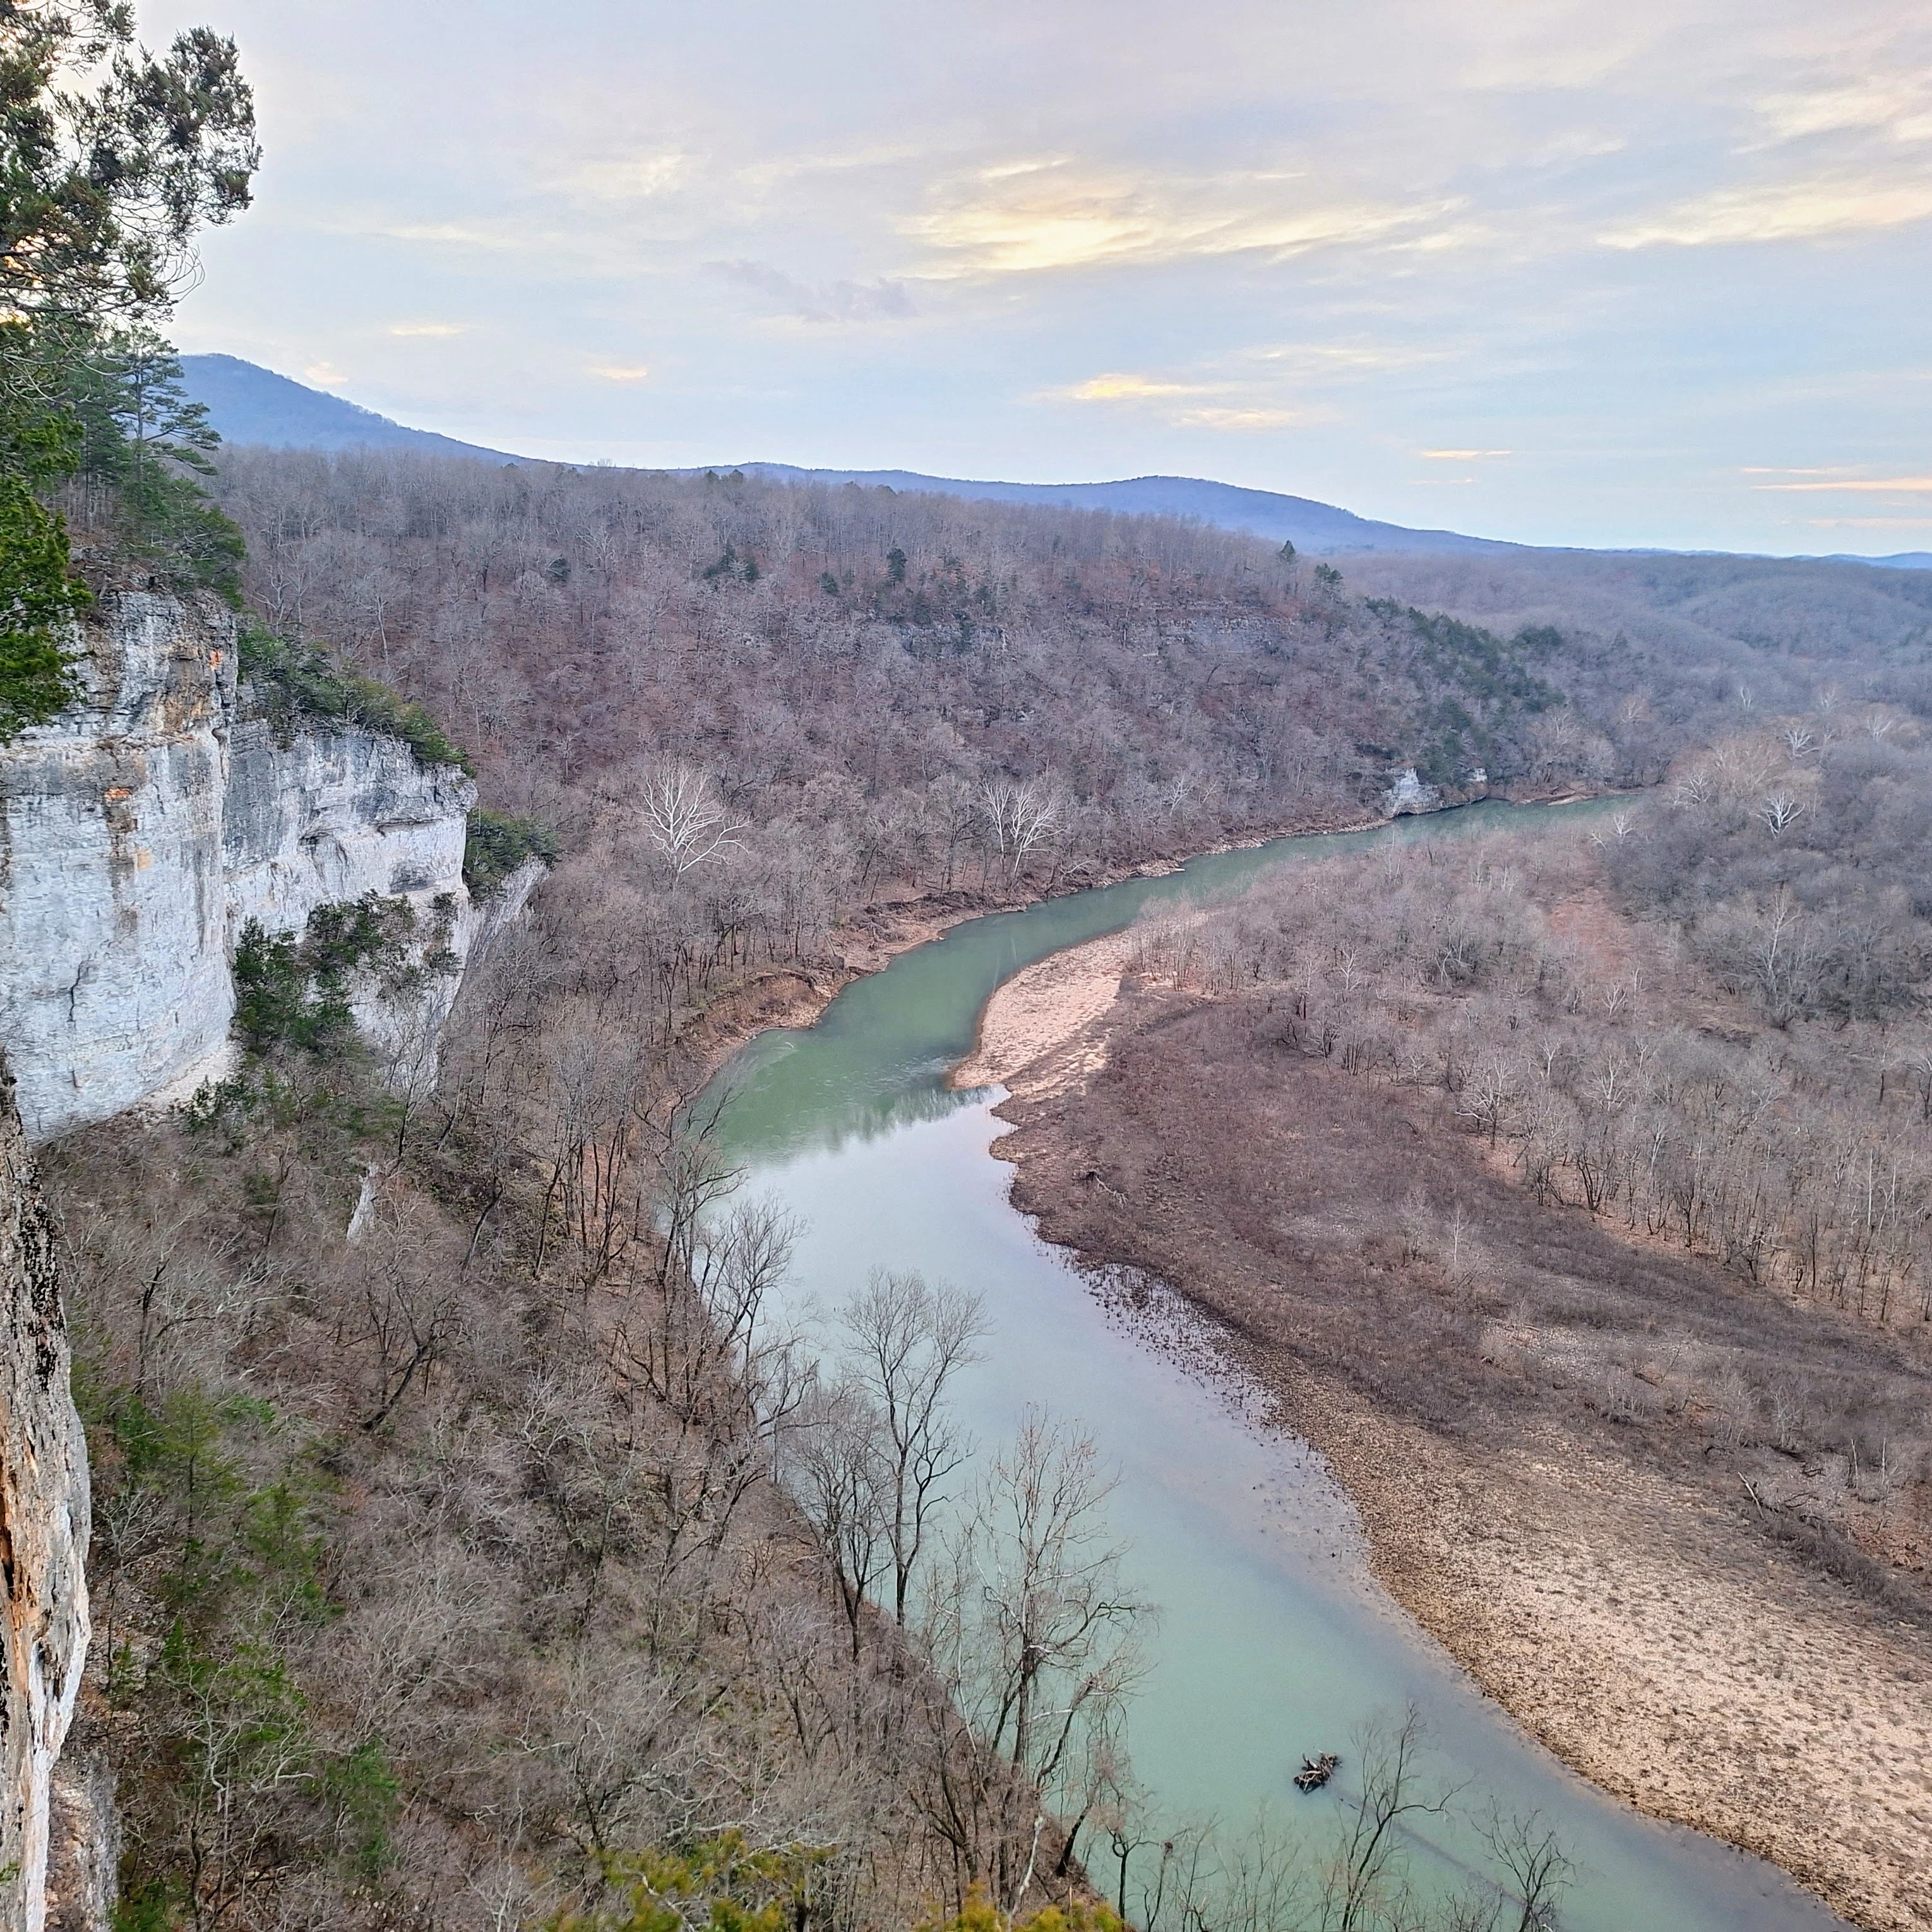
(918, 1409), (1147, 1916)
(979, 778), (1062, 893)
(788, 1378), (892, 1661)
(1325, 1706), (1455, 1932)
(841, 1268), (987, 1626)
(638, 758), (748, 877)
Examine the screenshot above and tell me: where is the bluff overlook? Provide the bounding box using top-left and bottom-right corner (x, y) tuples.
(0, 586), (526, 1144)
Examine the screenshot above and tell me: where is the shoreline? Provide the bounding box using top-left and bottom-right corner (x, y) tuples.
(688, 786), (1618, 1094)
(970, 929), (1925, 1932)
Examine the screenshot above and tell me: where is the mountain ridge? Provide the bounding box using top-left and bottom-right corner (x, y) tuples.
(180, 355), (1932, 569)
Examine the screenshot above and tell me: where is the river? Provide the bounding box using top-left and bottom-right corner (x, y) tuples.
(705, 801), (1848, 1932)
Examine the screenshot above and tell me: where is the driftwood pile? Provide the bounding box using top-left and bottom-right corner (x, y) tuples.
(1294, 1751), (1340, 1792)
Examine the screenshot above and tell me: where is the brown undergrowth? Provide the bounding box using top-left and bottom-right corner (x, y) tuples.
(986, 944), (1932, 1931)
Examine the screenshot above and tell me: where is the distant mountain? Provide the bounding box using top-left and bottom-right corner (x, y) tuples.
(703, 463), (1519, 556)
(181, 354), (522, 463)
(179, 357), (1508, 554)
(177, 357), (1932, 568)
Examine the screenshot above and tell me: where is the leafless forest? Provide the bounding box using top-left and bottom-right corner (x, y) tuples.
(203, 453), (1932, 1030)
(56, 1032), (1160, 1928)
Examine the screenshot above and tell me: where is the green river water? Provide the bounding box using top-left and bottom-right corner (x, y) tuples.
(705, 801), (1847, 1932)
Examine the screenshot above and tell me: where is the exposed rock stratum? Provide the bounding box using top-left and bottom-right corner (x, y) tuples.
(0, 1054), (90, 1932)
(0, 582), (529, 1143)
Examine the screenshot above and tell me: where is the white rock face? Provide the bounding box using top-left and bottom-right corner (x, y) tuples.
(0, 590), (236, 1146)
(0, 1054), (92, 1932)
(0, 589), (491, 1143)
(224, 717), (474, 938)
(1381, 766), (1444, 817)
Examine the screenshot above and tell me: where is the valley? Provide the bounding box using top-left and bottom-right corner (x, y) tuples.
(4, 10), (1931, 1919)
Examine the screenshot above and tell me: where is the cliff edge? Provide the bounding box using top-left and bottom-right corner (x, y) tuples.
(0, 583), (510, 1143)
(0, 1054), (90, 1932)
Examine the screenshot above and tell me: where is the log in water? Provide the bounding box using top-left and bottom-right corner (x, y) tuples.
(707, 801), (1847, 1932)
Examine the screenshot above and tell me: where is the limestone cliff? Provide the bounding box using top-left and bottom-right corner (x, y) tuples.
(1381, 763), (1490, 818)
(0, 1053), (90, 1932)
(0, 583), (515, 1143)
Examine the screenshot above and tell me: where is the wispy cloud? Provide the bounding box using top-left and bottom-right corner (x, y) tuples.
(568, 150), (696, 201)
(303, 361), (349, 388)
(1752, 72), (1932, 146)
(710, 259), (917, 324)
(588, 364), (651, 383)
(737, 143), (927, 188)
(1049, 370), (1320, 431)
(1602, 176), (1932, 247)
(1804, 517), (1932, 530)
(907, 160), (1457, 277)
(1754, 475), (1932, 492)
(354, 220), (521, 250)
(1059, 373), (1213, 401)
(1423, 448), (1511, 460)
(1173, 405), (1312, 431)
(1251, 341), (1453, 376)
(390, 323), (467, 338)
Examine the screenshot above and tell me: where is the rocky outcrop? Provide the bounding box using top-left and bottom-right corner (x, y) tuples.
(0, 587), (504, 1143)
(42, 1760), (114, 1932)
(0, 1054), (91, 1932)
(1382, 766), (1445, 816)
(1380, 764), (1490, 818)
(0, 589), (236, 1145)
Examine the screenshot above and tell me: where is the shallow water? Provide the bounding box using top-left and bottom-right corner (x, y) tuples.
(708, 804), (1847, 1932)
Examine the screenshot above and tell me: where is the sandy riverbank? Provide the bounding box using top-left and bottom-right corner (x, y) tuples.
(968, 928), (1932, 1932)
(949, 928), (1142, 1094)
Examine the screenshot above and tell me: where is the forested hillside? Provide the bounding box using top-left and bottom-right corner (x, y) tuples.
(193, 450), (1932, 1049)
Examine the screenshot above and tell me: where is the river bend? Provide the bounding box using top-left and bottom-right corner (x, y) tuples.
(706, 802), (1847, 1932)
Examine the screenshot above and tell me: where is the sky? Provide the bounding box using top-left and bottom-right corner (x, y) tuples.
(146, 0), (1931, 555)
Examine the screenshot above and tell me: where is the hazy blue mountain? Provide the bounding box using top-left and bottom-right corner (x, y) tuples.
(178, 357), (1932, 568)
(181, 355), (522, 462)
(179, 357), (1507, 553)
(704, 463), (1518, 555)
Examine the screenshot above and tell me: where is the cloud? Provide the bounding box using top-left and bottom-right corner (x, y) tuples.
(356, 221), (520, 249)
(303, 361), (349, 388)
(568, 150), (695, 201)
(1602, 176), (1932, 247)
(1804, 517), (1932, 530)
(1059, 373), (1212, 401)
(1753, 73), (1932, 146)
(907, 160), (1456, 276)
(1422, 448), (1511, 460)
(1753, 476), (1932, 492)
(1048, 371), (1320, 430)
(588, 364), (651, 382)
(390, 323), (467, 338)
(1173, 406), (1311, 431)
(1252, 341), (1453, 375)
(737, 143), (928, 188)
(710, 259), (917, 324)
